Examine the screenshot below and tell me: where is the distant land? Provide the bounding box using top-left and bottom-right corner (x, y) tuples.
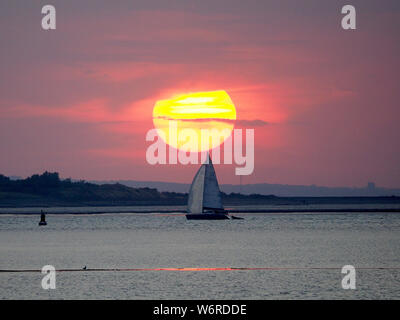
(1, 172), (399, 209)
(0, 172), (184, 207)
(92, 180), (400, 197)
(0, 171), (280, 207)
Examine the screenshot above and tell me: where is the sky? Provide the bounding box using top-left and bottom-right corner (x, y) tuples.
(0, 0), (399, 187)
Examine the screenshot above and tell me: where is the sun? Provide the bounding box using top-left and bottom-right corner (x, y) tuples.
(153, 90), (236, 152)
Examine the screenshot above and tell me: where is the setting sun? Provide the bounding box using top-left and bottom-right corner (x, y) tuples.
(153, 90), (236, 152)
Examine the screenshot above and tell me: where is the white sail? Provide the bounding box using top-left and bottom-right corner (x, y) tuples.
(187, 155), (224, 213)
(202, 157), (223, 210)
(187, 165), (206, 213)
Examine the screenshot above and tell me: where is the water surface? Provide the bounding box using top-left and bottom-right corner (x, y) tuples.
(1, 207), (399, 299)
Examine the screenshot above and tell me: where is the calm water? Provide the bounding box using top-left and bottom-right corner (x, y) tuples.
(0, 206), (399, 299)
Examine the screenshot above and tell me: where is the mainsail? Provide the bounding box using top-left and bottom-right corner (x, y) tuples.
(187, 155), (224, 214)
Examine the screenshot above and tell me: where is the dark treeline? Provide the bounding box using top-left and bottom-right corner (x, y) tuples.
(4, 172), (395, 208)
(0, 172), (278, 206)
(0, 172), (186, 204)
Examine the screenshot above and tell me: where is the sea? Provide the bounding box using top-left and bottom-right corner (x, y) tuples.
(1, 204), (399, 299)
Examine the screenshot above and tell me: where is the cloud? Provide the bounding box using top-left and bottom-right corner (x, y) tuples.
(235, 119), (269, 127)
(1, 1), (400, 186)
(153, 116), (269, 127)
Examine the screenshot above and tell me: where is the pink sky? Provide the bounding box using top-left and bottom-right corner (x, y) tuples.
(0, 0), (399, 187)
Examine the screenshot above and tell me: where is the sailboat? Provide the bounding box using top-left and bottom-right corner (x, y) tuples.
(186, 154), (242, 220)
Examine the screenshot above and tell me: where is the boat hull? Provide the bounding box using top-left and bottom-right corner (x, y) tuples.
(231, 215), (244, 220)
(186, 213), (230, 220)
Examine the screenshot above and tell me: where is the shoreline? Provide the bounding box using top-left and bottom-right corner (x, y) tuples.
(0, 208), (399, 215)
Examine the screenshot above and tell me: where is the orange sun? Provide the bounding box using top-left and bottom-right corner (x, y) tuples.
(153, 90), (236, 152)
